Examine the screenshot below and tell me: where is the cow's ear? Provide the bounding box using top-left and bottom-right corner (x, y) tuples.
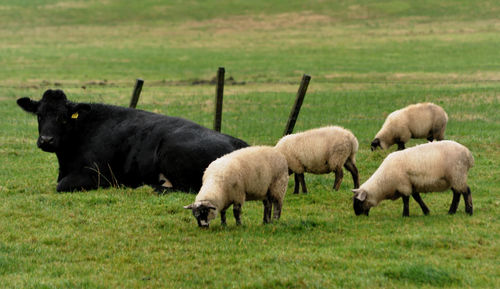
(17, 97), (39, 114)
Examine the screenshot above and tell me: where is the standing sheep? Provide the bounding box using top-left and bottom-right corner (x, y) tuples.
(184, 146), (289, 228)
(371, 102), (448, 151)
(353, 141), (474, 217)
(275, 126), (359, 194)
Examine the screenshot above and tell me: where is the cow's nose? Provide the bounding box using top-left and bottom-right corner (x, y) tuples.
(39, 136), (54, 144)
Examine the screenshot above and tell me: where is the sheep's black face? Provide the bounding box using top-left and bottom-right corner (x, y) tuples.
(193, 206), (212, 228)
(371, 138), (381, 151)
(17, 89), (91, 153)
(353, 198), (370, 216)
(352, 189), (370, 216)
(184, 202), (217, 228)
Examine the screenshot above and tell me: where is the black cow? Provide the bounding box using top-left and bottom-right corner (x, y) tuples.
(17, 89), (248, 192)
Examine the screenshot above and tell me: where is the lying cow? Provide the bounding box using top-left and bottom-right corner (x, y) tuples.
(17, 89), (249, 192)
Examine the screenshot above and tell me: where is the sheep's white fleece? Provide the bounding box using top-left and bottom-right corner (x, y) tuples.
(275, 126), (358, 174)
(195, 146), (289, 213)
(360, 140), (473, 207)
(374, 102), (448, 149)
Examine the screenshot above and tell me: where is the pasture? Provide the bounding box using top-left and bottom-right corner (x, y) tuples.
(0, 1), (499, 288)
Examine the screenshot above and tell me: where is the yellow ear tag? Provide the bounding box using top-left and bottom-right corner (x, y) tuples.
(71, 112), (79, 119)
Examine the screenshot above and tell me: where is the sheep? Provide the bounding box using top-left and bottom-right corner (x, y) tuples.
(352, 140), (474, 217)
(183, 146), (289, 228)
(371, 102), (448, 151)
(275, 126), (359, 194)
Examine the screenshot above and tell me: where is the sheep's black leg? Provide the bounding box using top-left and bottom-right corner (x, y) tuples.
(262, 199), (272, 224)
(298, 173), (307, 194)
(411, 192), (430, 215)
(449, 188), (461, 214)
(343, 160), (360, 189)
(402, 195), (410, 217)
(220, 209), (227, 226)
(233, 204), (242, 225)
(272, 198), (283, 221)
(333, 168), (343, 191)
(293, 173), (300, 194)
(463, 186), (473, 215)
(397, 141), (406, 150)
(427, 131), (434, 142)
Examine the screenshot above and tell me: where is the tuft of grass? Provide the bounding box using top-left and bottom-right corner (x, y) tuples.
(0, 255), (19, 275)
(384, 263), (462, 287)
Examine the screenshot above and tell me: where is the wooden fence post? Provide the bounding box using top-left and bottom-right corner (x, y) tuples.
(129, 78), (144, 108)
(283, 74), (311, 135)
(214, 67), (225, 132)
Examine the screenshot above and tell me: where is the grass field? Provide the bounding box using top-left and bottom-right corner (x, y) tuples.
(1, 1), (499, 288)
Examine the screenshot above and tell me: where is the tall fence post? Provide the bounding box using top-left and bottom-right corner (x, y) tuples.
(283, 74), (311, 136)
(129, 78), (144, 108)
(214, 67), (225, 132)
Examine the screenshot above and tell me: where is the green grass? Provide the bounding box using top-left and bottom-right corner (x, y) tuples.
(1, 0), (499, 288)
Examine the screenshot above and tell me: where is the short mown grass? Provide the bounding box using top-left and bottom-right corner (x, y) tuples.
(1, 1), (499, 288)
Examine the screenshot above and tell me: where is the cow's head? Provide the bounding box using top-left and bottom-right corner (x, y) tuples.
(17, 89), (91, 152)
(352, 188), (371, 216)
(184, 201), (217, 228)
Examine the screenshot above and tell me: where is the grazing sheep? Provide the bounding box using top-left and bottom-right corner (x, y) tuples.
(353, 141), (474, 217)
(275, 126), (359, 194)
(371, 102), (448, 151)
(184, 146), (289, 228)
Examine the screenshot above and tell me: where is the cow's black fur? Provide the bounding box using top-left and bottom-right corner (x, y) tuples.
(17, 89), (248, 193)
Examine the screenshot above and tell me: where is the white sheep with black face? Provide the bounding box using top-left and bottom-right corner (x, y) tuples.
(275, 126), (359, 194)
(371, 102), (448, 151)
(353, 140), (474, 217)
(184, 146), (289, 228)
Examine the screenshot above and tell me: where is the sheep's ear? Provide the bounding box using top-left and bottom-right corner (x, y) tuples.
(352, 189), (367, 201)
(208, 205), (216, 211)
(184, 204), (195, 210)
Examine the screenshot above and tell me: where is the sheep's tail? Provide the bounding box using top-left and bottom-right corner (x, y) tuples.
(349, 134), (359, 163)
(466, 149), (474, 169)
